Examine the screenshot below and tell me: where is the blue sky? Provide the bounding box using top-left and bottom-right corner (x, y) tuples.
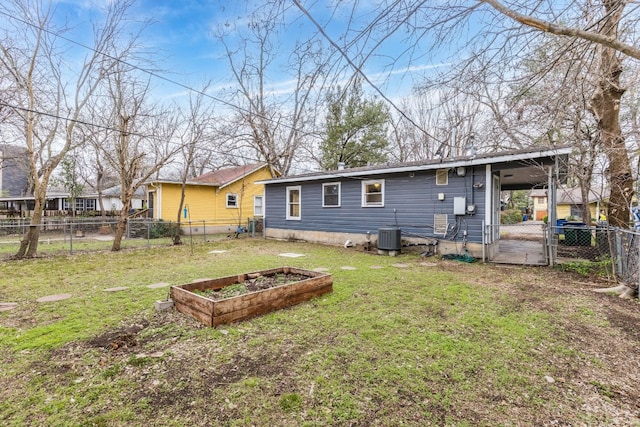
(48, 0), (453, 105)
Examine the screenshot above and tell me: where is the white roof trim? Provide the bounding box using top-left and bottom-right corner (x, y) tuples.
(258, 147), (572, 185)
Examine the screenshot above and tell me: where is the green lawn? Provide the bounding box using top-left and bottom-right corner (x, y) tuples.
(0, 238), (638, 426)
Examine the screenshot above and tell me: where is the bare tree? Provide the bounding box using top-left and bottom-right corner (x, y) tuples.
(0, 0), (140, 258)
(213, 7), (326, 176)
(91, 62), (180, 251)
(172, 83), (216, 245)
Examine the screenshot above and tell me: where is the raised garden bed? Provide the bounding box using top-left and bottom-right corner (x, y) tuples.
(170, 267), (333, 327)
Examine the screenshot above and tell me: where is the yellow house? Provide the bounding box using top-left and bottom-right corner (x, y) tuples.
(531, 187), (608, 223)
(146, 163), (275, 233)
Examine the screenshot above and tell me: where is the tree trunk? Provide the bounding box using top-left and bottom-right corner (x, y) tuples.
(14, 181), (46, 258)
(111, 199), (131, 251)
(173, 183), (186, 245)
(580, 185), (592, 224)
(590, 0), (632, 229)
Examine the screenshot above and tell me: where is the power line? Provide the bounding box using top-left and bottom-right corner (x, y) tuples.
(0, 100), (278, 167)
(0, 8), (301, 136)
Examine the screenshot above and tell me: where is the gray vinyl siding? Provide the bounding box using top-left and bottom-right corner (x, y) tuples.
(0, 145), (29, 197)
(265, 167), (486, 243)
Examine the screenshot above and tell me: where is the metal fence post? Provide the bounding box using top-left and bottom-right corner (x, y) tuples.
(69, 221), (74, 255)
(615, 230), (623, 276)
(481, 220), (486, 262)
(147, 220), (151, 248)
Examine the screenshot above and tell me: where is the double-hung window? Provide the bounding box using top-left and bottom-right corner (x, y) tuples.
(286, 186), (301, 220)
(362, 179), (384, 207)
(322, 182), (341, 208)
(226, 193), (238, 208)
(254, 195), (264, 216)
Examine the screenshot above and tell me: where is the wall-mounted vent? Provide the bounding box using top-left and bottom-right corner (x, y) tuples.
(434, 214), (448, 235)
(378, 227), (401, 251)
(436, 169), (448, 185)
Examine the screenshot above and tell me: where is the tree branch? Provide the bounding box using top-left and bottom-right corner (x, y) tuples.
(480, 0), (640, 61)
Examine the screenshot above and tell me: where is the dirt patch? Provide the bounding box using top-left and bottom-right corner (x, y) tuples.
(196, 273), (309, 300)
(86, 320), (150, 350)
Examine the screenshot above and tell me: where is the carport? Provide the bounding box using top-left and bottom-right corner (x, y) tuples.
(483, 147), (570, 266)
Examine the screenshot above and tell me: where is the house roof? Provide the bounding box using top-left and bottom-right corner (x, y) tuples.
(192, 163), (267, 188)
(146, 163), (269, 189)
(530, 187), (608, 204)
(557, 187), (608, 204)
(258, 145), (572, 187)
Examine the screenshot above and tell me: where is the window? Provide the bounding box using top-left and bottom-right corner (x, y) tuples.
(322, 182), (341, 207)
(226, 193), (238, 208)
(362, 179), (384, 207)
(436, 169), (448, 185)
(254, 195), (264, 216)
(75, 199), (85, 210)
(286, 186), (301, 220)
(85, 199), (96, 211)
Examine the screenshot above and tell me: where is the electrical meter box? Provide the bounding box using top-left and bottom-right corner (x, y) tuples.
(454, 197), (466, 215)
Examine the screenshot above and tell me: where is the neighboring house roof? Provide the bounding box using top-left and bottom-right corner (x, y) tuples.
(556, 187), (608, 205)
(530, 187), (608, 204)
(85, 184), (146, 199)
(258, 145), (572, 186)
(192, 163), (268, 188)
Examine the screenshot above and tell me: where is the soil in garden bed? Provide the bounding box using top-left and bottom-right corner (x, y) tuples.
(196, 273), (309, 300)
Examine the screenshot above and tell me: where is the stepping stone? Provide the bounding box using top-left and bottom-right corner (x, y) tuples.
(420, 262), (437, 267)
(36, 293), (72, 303)
(147, 282), (171, 289)
(104, 287), (129, 292)
(313, 267), (330, 272)
(278, 253), (306, 258)
(392, 263), (410, 268)
(0, 302), (18, 312)
(208, 250), (227, 254)
(370, 265), (384, 270)
(341, 266), (357, 270)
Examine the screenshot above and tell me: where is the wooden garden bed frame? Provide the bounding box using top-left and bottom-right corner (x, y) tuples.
(170, 267), (333, 327)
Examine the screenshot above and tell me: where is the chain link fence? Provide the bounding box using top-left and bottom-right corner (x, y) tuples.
(0, 217), (264, 256)
(485, 220), (638, 292)
(548, 223), (638, 291)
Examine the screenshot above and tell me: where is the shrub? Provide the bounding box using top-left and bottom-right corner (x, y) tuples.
(148, 220), (180, 239)
(501, 209), (524, 224)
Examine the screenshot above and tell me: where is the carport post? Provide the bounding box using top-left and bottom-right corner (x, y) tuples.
(547, 166), (556, 267)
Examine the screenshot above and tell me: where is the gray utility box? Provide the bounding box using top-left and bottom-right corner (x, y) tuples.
(378, 227), (402, 251)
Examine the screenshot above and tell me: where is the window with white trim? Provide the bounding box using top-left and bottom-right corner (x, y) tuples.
(254, 195), (264, 216)
(362, 179), (384, 207)
(436, 169), (448, 185)
(286, 186), (301, 220)
(226, 193), (238, 208)
(85, 199), (96, 211)
(322, 182), (341, 207)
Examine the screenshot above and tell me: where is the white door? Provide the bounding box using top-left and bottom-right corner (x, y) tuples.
(492, 174), (501, 241)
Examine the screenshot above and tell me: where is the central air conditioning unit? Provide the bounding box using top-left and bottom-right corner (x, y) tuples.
(378, 227), (402, 251)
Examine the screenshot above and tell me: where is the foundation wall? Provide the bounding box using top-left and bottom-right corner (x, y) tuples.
(265, 227), (486, 258)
